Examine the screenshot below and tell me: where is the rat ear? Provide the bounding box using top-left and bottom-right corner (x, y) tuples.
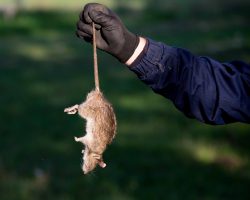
(98, 161), (106, 168)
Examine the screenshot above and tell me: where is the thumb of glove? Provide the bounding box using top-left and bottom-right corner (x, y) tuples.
(89, 10), (115, 28)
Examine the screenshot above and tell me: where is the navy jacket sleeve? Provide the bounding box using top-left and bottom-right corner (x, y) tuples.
(129, 39), (250, 124)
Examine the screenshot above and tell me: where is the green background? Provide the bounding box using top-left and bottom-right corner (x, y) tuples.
(0, 0), (250, 199)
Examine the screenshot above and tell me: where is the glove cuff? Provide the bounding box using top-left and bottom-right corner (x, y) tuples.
(116, 31), (139, 63)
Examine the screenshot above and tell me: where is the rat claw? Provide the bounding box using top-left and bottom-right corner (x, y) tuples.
(64, 109), (77, 114)
(69, 111), (77, 114)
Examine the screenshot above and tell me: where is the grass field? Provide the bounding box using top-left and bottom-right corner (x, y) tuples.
(0, 0), (250, 199)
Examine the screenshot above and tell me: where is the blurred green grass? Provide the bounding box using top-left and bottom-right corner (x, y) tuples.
(0, 0), (250, 200)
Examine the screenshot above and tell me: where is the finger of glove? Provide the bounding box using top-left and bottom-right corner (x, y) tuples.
(89, 10), (114, 28)
(83, 3), (109, 23)
(79, 10), (101, 29)
(77, 21), (93, 36)
(76, 31), (93, 43)
(76, 30), (92, 42)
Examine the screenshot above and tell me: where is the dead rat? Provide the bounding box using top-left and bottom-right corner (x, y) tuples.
(64, 89), (116, 174)
(64, 22), (117, 174)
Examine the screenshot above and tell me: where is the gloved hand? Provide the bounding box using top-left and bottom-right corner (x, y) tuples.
(76, 3), (139, 63)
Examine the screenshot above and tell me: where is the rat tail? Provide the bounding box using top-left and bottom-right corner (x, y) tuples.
(92, 22), (100, 92)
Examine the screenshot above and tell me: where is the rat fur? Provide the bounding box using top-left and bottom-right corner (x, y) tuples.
(64, 89), (117, 174)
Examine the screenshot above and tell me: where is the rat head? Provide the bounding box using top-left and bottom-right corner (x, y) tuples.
(82, 147), (106, 174)
(82, 148), (98, 174)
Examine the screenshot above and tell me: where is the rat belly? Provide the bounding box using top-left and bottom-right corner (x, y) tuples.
(85, 119), (107, 153)
(86, 118), (94, 136)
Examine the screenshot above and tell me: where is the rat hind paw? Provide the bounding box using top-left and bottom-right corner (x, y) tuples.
(64, 104), (79, 114)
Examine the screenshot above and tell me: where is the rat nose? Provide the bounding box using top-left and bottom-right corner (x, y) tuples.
(83, 164), (88, 174)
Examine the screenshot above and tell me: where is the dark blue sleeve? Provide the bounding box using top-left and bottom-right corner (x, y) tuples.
(129, 39), (250, 124)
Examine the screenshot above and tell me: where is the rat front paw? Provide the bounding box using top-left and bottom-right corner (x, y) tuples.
(92, 153), (106, 168)
(74, 136), (86, 144)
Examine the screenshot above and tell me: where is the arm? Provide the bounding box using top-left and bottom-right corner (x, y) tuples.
(76, 3), (250, 125)
(129, 38), (250, 124)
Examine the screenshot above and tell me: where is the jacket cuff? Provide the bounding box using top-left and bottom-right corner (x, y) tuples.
(129, 38), (178, 85)
(125, 37), (148, 66)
